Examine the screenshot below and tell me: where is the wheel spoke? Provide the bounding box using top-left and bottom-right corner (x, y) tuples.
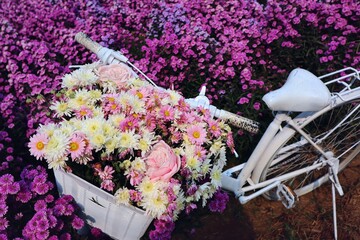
(260, 99), (360, 200)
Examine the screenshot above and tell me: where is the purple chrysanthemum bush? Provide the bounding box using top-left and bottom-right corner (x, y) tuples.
(0, 0), (359, 239)
(0, 127), (88, 239)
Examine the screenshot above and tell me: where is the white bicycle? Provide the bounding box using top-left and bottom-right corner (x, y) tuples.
(75, 33), (360, 239)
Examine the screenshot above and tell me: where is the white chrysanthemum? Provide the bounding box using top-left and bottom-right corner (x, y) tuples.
(108, 113), (126, 127)
(115, 188), (131, 206)
(162, 89), (182, 106)
(102, 121), (118, 137)
(62, 73), (78, 89)
(200, 158), (212, 176)
(186, 156), (200, 171)
(68, 89), (91, 109)
(67, 118), (83, 130)
(58, 122), (76, 137)
(210, 166), (222, 188)
(44, 130), (70, 162)
(138, 130), (156, 155)
(118, 92), (132, 108)
(141, 192), (168, 219)
(100, 79), (118, 93)
(92, 107), (105, 118)
(128, 78), (150, 88)
(83, 117), (106, 135)
(48, 156), (67, 170)
(216, 147), (227, 169)
(50, 101), (72, 117)
(104, 135), (121, 154)
(131, 157), (146, 172)
(128, 95), (146, 114)
(89, 89), (102, 102)
(183, 144), (196, 156)
(118, 130), (139, 149)
(89, 132), (107, 151)
(72, 68), (97, 86)
(172, 190), (186, 221)
(209, 140), (224, 155)
(137, 177), (158, 197)
(37, 123), (57, 137)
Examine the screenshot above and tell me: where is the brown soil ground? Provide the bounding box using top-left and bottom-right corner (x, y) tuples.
(172, 155), (360, 240)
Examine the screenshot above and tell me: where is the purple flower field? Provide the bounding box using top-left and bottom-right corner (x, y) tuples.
(0, 0), (359, 239)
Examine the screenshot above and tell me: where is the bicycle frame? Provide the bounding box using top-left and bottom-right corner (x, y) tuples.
(221, 67), (360, 204)
(74, 32), (360, 207)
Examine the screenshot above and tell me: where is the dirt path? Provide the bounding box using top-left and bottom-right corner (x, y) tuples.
(172, 155), (360, 239)
(242, 155), (360, 239)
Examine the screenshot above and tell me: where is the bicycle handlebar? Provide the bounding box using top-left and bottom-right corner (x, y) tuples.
(75, 32), (129, 63)
(216, 109), (259, 133)
(185, 98), (259, 133)
(75, 32), (260, 133)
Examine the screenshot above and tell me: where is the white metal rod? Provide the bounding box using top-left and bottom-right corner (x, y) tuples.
(241, 161), (323, 193)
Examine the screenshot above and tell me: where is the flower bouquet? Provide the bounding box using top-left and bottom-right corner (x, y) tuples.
(28, 61), (234, 239)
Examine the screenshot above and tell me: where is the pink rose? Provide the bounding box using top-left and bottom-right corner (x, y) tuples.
(98, 63), (134, 89)
(145, 140), (181, 181)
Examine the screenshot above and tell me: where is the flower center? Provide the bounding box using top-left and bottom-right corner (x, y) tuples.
(59, 103), (68, 112)
(193, 131), (200, 139)
(111, 104), (117, 109)
(80, 109), (87, 116)
(164, 110), (170, 117)
(136, 92), (143, 99)
(69, 142), (79, 151)
(211, 125), (217, 131)
(36, 142), (44, 150)
(108, 97), (115, 102)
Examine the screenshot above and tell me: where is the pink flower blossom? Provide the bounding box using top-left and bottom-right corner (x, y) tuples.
(28, 133), (48, 160)
(98, 64), (135, 90)
(186, 125), (207, 145)
(68, 134), (86, 160)
(145, 141), (181, 181)
(159, 105), (175, 121)
(74, 106), (93, 119)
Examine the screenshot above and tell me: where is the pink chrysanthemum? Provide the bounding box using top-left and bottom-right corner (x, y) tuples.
(194, 145), (207, 160)
(119, 117), (139, 131)
(159, 105), (175, 121)
(28, 133), (49, 160)
(130, 86), (151, 100)
(128, 170), (143, 186)
(207, 119), (222, 138)
(101, 179), (115, 191)
(68, 134), (86, 160)
(74, 106), (93, 119)
(129, 190), (142, 202)
(186, 125), (207, 145)
(144, 114), (156, 131)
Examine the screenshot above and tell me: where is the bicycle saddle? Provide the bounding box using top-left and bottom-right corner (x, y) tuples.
(262, 68), (331, 112)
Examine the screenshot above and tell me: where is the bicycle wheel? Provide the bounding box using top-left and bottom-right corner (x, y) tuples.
(259, 98), (360, 200)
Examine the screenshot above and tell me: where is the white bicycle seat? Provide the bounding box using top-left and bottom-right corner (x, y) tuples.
(262, 68), (331, 112)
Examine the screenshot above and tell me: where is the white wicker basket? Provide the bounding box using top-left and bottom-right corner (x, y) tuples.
(53, 169), (153, 240)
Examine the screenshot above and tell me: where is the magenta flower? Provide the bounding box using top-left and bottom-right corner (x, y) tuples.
(71, 216), (84, 230)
